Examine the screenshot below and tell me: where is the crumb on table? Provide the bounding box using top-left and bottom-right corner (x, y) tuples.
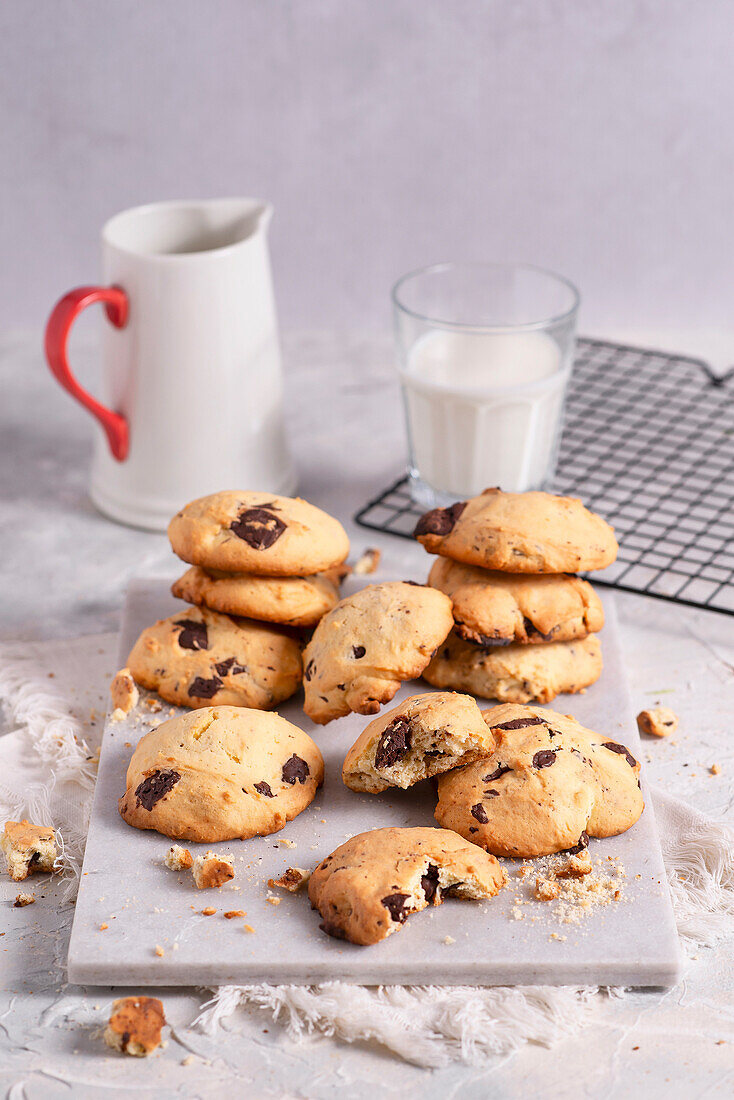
(164, 845), (193, 871)
(192, 852), (234, 889)
(1, 820), (57, 882)
(103, 996), (165, 1056)
(14, 892), (35, 907)
(110, 668), (139, 716)
(636, 707), (678, 738)
(267, 867), (311, 893)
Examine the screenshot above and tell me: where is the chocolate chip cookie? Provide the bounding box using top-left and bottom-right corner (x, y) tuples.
(434, 703), (643, 857)
(118, 705), (324, 841)
(414, 488), (617, 573)
(302, 582), (454, 725)
(308, 827), (506, 945)
(428, 558), (604, 645)
(342, 691), (493, 793)
(423, 630), (602, 704)
(126, 606), (302, 709)
(168, 491), (349, 576)
(172, 565), (341, 627)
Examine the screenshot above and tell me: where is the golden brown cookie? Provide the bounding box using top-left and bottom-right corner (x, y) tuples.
(171, 565), (340, 627)
(434, 703), (644, 857)
(414, 489), (617, 573)
(302, 582), (454, 724)
(308, 827), (506, 945)
(428, 558), (604, 645)
(126, 606), (302, 710)
(423, 631), (602, 704)
(168, 491), (349, 576)
(342, 692), (493, 793)
(118, 706), (324, 842)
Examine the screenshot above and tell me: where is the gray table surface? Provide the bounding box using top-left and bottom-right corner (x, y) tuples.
(1, 330), (733, 1098)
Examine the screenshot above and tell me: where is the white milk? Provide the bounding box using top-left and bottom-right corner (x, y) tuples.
(400, 328), (569, 500)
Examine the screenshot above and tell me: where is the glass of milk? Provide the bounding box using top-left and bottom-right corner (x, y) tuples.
(393, 262), (579, 506)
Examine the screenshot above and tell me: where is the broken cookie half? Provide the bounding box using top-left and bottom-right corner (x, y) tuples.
(342, 692), (494, 793)
(308, 826), (506, 945)
(1, 820), (57, 882)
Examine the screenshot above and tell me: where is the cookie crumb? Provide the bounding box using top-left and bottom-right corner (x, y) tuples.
(110, 668), (139, 715)
(224, 909), (245, 919)
(268, 867), (311, 893)
(555, 851), (592, 879)
(154, 945), (164, 957)
(244, 923), (255, 933)
(266, 895), (281, 906)
(104, 996), (165, 1056)
(637, 707), (678, 738)
(278, 838), (297, 849)
(550, 932), (567, 941)
(710, 763), (722, 775)
(192, 852), (234, 889)
(353, 547), (381, 575)
(443, 935), (456, 945)
(14, 892), (35, 907)
(181, 1055), (196, 1066)
(201, 907), (217, 916)
(535, 877), (560, 901)
(99, 923), (109, 931)
(164, 845), (193, 871)
(144, 697), (162, 713)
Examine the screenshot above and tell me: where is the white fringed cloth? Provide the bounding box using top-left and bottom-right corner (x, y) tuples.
(1, 634), (733, 1068)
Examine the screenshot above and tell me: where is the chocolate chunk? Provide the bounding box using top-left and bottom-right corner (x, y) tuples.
(471, 802), (488, 824)
(254, 781), (274, 797)
(483, 789), (500, 797)
(522, 617), (553, 642)
(282, 754), (309, 784)
(352, 645), (366, 659)
(188, 675), (222, 699)
(381, 892), (411, 922)
(469, 633), (513, 648)
(135, 769), (180, 811)
(602, 742), (638, 768)
(215, 657), (246, 676)
(567, 831), (589, 854)
(483, 764), (512, 782)
(533, 749), (557, 769)
(304, 660), (315, 682)
(319, 920), (347, 940)
(421, 863), (440, 904)
(493, 717), (545, 731)
(413, 500), (467, 539)
(374, 716), (412, 770)
(174, 619), (209, 651)
(230, 507), (286, 549)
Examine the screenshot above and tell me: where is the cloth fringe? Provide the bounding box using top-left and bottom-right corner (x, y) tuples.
(194, 982), (607, 1068)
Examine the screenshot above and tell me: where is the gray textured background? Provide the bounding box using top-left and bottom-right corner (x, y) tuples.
(2, 0), (732, 334)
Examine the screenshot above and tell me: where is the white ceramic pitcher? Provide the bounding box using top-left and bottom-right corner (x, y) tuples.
(45, 198), (296, 530)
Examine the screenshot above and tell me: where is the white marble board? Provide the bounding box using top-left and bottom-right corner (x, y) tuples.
(67, 577), (680, 987)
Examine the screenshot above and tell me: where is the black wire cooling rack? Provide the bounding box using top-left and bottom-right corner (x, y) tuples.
(355, 338), (734, 616)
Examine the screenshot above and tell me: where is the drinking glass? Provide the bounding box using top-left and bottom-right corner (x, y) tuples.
(392, 262), (580, 507)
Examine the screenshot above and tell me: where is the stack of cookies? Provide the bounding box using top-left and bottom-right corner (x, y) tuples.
(125, 491), (350, 711)
(414, 488), (618, 704)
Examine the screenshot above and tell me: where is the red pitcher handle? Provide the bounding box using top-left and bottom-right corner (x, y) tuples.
(44, 286), (130, 461)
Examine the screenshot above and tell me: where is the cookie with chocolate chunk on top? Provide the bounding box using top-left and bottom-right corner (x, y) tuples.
(126, 606), (302, 710)
(342, 691), (493, 793)
(434, 703), (643, 857)
(428, 558), (604, 646)
(414, 488), (617, 574)
(423, 630), (602, 704)
(168, 491), (349, 576)
(118, 706), (323, 842)
(302, 582), (454, 724)
(309, 827), (506, 945)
